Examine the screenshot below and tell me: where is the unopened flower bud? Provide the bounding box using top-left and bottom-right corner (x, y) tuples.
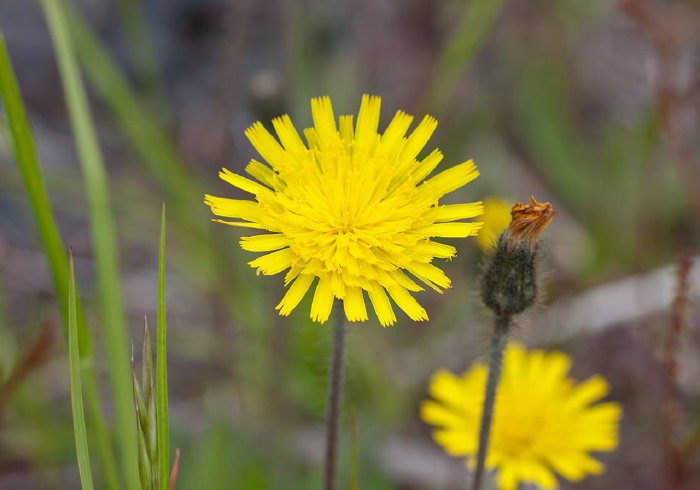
(481, 196), (557, 317)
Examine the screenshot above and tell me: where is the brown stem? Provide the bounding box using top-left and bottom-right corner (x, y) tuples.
(0, 320), (55, 420)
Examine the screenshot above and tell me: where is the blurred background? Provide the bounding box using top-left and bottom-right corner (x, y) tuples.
(1, 0), (699, 488)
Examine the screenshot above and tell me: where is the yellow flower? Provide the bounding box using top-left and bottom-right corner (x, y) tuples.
(475, 197), (512, 251)
(421, 343), (621, 490)
(205, 95), (483, 326)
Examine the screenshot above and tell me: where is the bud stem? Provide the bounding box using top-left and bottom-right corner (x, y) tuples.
(471, 314), (511, 490)
(324, 299), (346, 490)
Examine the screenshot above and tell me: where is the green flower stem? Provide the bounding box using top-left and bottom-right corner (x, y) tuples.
(324, 300), (346, 490)
(471, 314), (510, 490)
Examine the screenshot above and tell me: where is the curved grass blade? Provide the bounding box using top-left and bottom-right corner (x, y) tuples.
(157, 205), (171, 488)
(0, 24), (121, 490)
(62, 3), (268, 335)
(38, 1), (139, 488)
(68, 252), (95, 490)
(0, 24), (82, 351)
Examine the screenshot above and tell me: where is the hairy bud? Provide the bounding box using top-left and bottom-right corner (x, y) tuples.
(481, 196), (557, 317)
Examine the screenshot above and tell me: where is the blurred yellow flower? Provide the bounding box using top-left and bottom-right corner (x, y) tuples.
(205, 95), (483, 326)
(421, 343), (621, 490)
(475, 197), (512, 251)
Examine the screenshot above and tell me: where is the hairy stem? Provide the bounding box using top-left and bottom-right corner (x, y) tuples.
(324, 300), (346, 490)
(471, 314), (510, 490)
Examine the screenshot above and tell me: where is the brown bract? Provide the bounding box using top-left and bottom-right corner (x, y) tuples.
(505, 196), (557, 251)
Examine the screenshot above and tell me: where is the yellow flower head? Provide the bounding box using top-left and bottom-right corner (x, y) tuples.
(475, 197), (512, 251)
(421, 343), (621, 490)
(205, 95), (483, 326)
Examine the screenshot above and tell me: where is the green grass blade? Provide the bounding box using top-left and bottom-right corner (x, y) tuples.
(156, 205), (171, 488)
(68, 252), (95, 490)
(0, 24), (121, 490)
(38, 1), (139, 488)
(62, 3), (266, 331)
(0, 25), (75, 347)
(425, 0), (506, 114)
(64, 4), (221, 285)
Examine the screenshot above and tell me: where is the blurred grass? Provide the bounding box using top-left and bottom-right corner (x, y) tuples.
(68, 252), (94, 490)
(0, 22), (121, 490)
(39, 0), (138, 487)
(64, 4), (198, 230)
(63, 0), (273, 342)
(425, 0), (507, 115)
(0, 24), (87, 353)
(113, 0), (171, 118)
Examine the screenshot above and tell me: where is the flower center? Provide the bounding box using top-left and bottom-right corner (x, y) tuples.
(495, 410), (547, 457)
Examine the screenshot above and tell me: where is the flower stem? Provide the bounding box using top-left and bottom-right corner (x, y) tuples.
(471, 314), (510, 490)
(324, 299), (346, 490)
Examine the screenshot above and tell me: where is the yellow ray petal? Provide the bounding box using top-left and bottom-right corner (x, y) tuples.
(211, 219), (267, 229)
(566, 375), (609, 408)
(433, 429), (474, 456)
(386, 284), (428, 321)
(205, 195), (261, 220)
(339, 115), (354, 142)
(399, 115), (438, 165)
(388, 269), (424, 292)
(245, 160), (279, 189)
(310, 277), (334, 323)
(219, 168), (269, 195)
(271, 114), (307, 153)
(276, 274), (315, 316)
(331, 271), (347, 299)
(355, 94), (381, 149)
(406, 262), (451, 291)
(303, 128), (321, 150)
(311, 96), (338, 147)
(380, 110), (413, 158)
(415, 222), (483, 238)
(244, 122), (288, 169)
(240, 234), (288, 252)
(284, 264), (303, 285)
(419, 160), (479, 199)
(420, 399), (464, 428)
(248, 248), (295, 275)
(435, 202), (485, 222)
(409, 148), (443, 184)
(367, 281), (396, 327)
(344, 286), (368, 322)
(413, 240), (456, 260)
